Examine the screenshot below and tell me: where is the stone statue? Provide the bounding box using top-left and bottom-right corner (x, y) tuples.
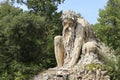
(32, 10), (117, 80)
(54, 10), (99, 67)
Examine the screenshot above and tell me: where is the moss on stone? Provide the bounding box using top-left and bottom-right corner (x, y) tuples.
(85, 63), (103, 71)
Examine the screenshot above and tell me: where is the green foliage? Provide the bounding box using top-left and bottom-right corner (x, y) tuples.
(0, 1), (22, 18)
(0, 60), (41, 80)
(93, 0), (120, 79)
(93, 0), (120, 53)
(0, 0), (64, 79)
(103, 56), (120, 80)
(85, 63), (103, 71)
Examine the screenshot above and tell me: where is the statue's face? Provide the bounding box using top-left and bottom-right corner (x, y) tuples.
(63, 19), (74, 30)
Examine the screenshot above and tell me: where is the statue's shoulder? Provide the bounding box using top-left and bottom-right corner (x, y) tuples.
(77, 17), (90, 27)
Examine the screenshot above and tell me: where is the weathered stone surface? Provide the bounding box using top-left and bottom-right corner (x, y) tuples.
(31, 10), (116, 80)
(32, 67), (110, 80)
(32, 51), (111, 80)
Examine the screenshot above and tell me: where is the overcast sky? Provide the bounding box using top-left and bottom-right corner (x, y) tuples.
(0, 0), (108, 24)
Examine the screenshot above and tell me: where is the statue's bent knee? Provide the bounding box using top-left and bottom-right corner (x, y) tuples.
(54, 36), (63, 45)
(82, 41), (98, 54)
(54, 36), (64, 67)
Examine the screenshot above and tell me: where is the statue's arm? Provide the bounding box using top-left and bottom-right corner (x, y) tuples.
(68, 21), (85, 67)
(68, 37), (84, 67)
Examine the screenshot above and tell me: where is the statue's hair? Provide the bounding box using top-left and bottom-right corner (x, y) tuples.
(61, 10), (78, 21)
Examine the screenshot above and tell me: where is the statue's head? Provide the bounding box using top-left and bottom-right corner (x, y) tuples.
(61, 10), (77, 29)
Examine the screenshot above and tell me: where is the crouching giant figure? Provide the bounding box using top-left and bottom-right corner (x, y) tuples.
(54, 10), (99, 67)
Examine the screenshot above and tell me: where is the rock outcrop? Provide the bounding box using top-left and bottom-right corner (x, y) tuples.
(31, 10), (116, 80)
(32, 49), (115, 80)
(32, 67), (110, 80)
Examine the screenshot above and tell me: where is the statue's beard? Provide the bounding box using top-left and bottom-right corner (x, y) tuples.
(63, 25), (76, 55)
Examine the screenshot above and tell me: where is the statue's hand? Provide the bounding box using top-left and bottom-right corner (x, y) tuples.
(82, 41), (98, 54)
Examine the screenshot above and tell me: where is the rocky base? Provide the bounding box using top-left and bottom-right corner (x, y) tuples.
(32, 67), (110, 80)
(31, 52), (111, 80)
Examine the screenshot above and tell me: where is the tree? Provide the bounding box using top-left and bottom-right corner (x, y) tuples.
(0, 0), (65, 79)
(93, 0), (120, 53)
(93, 1), (120, 79)
(17, 0), (65, 67)
(0, 2), (46, 79)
